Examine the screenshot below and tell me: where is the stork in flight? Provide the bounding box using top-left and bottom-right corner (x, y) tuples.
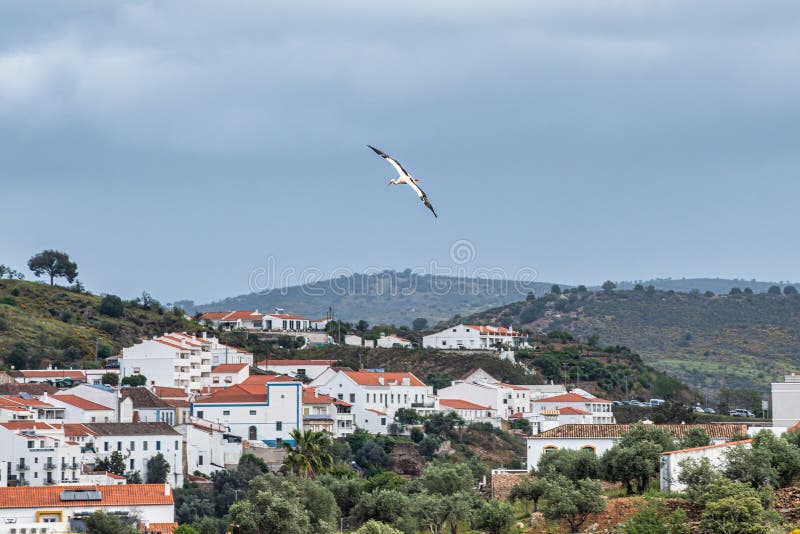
(368, 145), (438, 217)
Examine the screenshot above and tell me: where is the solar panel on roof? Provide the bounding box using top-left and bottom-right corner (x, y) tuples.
(60, 490), (102, 501)
(18, 392), (31, 400)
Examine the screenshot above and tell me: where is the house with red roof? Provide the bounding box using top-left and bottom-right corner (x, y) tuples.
(0, 421), (83, 487)
(422, 324), (530, 350)
(314, 369), (433, 433)
(0, 484), (174, 533)
(210, 363), (249, 386)
(191, 378), (302, 447)
(437, 380), (530, 420)
(199, 310), (265, 330)
(302, 388), (355, 437)
(11, 369), (86, 385)
(48, 394), (114, 424)
(530, 392), (615, 425)
(439, 399), (498, 425)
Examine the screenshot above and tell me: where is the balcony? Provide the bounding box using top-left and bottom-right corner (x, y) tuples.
(44, 479), (57, 485)
(44, 462), (56, 470)
(16, 464), (29, 471)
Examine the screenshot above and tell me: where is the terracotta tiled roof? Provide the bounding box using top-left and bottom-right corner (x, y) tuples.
(241, 374), (295, 385)
(366, 408), (387, 415)
(17, 370), (86, 380)
(212, 363), (248, 373)
(0, 484), (173, 508)
(193, 385), (264, 404)
(0, 421), (59, 431)
(52, 394), (113, 411)
(302, 388), (337, 405)
(464, 325), (524, 336)
(153, 386), (187, 398)
(141, 522), (178, 534)
(343, 371), (425, 387)
(199, 312), (231, 320)
(0, 396), (54, 408)
(0, 383), (57, 396)
(556, 407), (592, 415)
(534, 393), (611, 404)
(154, 338), (192, 350)
(83, 422), (181, 436)
(440, 399), (490, 410)
(62, 424), (96, 437)
(662, 439), (752, 456)
(531, 424), (748, 440)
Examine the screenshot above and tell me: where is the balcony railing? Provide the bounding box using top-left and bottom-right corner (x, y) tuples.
(16, 464), (29, 471)
(44, 462), (56, 470)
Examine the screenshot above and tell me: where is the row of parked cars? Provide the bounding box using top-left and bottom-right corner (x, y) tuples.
(612, 399), (756, 417)
(612, 399), (666, 408)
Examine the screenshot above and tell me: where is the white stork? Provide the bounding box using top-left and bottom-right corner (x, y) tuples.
(368, 145), (438, 218)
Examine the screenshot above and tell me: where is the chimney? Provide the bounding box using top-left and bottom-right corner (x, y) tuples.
(164, 483), (171, 496)
(378, 376), (384, 385)
(402, 377), (410, 386)
(314, 389), (318, 398)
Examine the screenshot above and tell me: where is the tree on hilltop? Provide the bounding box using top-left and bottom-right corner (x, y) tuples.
(27, 250), (78, 286)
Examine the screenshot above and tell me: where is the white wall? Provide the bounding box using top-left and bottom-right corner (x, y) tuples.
(660, 442), (750, 492)
(93, 433), (184, 487)
(772, 377), (800, 427)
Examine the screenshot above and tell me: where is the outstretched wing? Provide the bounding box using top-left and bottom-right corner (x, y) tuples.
(407, 179), (438, 218)
(368, 145), (411, 177)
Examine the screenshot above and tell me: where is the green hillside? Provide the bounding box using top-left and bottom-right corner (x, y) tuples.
(460, 286), (800, 395)
(0, 279), (199, 369)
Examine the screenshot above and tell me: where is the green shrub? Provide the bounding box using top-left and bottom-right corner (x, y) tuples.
(0, 296), (16, 306)
(620, 499), (688, 534)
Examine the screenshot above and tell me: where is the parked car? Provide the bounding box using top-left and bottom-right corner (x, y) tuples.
(612, 401), (624, 406)
(649, 399), (666, 406)
(729, 409), (755, 418)
(694, 405), (706, 413)
(704, 408), (716, 414)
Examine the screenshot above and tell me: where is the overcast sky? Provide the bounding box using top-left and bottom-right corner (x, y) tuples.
(2, 1), (799, 303)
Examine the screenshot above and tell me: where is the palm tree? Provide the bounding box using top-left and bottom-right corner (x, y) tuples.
(281, 429), (333, 478)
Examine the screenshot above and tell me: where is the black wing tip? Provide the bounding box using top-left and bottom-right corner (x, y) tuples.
(367, 145), (383, 155)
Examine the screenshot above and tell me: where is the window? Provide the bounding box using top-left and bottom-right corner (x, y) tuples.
(198, 455), (203, 466)
(130, 459), (135, 469)
(130, 441), (135, 451)
(249, 410), (257, 416)
(276, 421), (283, 431)
(91, 417), (96, 423)
(349, 393), (356, 403)
(143, 441), (148, 451)
(337, 394), (343, 400)
(156, 441), (161, 451)
(117, 441), (122, 451)
(442, 341), (447, 346)
(223, 410), (230, 416)
(381, 418), (387, 426)
(543, 445), (558, 454)
(175, 440), (179, 449)
(197, 410), (204, 419)
(104, 442), (109, 452)
(249, 426), (257, 440)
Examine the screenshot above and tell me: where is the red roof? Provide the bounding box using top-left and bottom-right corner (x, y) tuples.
(212, 363), (248, 373)
(556, 406), (592, 415)
(267, 313), (308, 320)
(154, 339), (192, 351)
(199, 312), (231, 320)
(221, 310), (265, 321)
(52, 394), (113, 411)
(343, 371), (425, 387)
(141, 523), (178, 534)
(18, 370), (86, 379)
(242, 374), (296, 385)
(194, 385), (264, 404)
(440, 399), (490, 410)
(62, 423), (96, 437)
(464, 325), (524, 336)
(366, 408), (387, 415)
(535, 393), (611, 404)
(153, 386), (187, 398)
(302, 388), (337, 405)
(0, 396), (54, 408)
(0, 484), (174, 508)
(0, 421), (59, 431)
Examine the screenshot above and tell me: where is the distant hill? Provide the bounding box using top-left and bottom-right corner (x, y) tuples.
(0, 279), (199, 369)
(459, 286), (800, 395)
(181, 270), (555, 326)
(179, 271), (794, 328)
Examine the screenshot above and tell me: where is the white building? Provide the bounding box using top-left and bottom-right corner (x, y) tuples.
(121, 335), (213, 393)
(526, 423), (748, 471)
(302, 388), (355, 437)
(48, 394), (114, 424)
(167, 333), (253, 367)
(258, 359), (337, 381)
(525, 407), (595, 435)
(262, 313), (311, 331)
(0, 484), (175, 534)
(310, 317), (330, 330)
(210, 364), (249, 387)
(374, 333), (413, 349)
(314, 370), (433, 433)
(437, 381), (529, 419)
(660, 439), (752, 492)
(0, 422), (83, 487)
(439, 399), (498, 426)
(86, 422), (184, 487)
(530, 393), (615, 424)
(176, 418), (242, 477)
(200, 310), (265, 330)
(120, 388), (183, 426)
(422, 324), (529, 350)
(191, 375), (302, 447)
(772, 373), (800, 427)
(60, 385), (119, 422)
